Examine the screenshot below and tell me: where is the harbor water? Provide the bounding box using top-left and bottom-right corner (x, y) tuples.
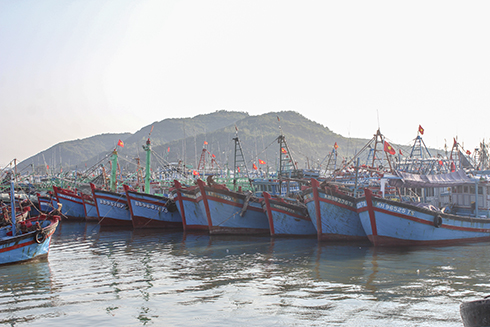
(1, 221), (488, 326)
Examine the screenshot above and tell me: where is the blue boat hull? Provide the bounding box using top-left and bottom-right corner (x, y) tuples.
(262, 192), (316, 236)
(304, 180), (366, 241)
(83, 198), (98, 221)
(0, 216), (59, 265)
(91, 186), (132, 227)
(125, 188), (182, 229)
(174, 184), (209, 231)
(198, 180), (269, 235)
(53, 187), (85, 220)
(358, 189), (490, 246)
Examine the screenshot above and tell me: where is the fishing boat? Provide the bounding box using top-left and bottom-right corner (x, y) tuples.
(0, 182), (60, 265)
(357, 169), (490, 246)
(173, 180), (208, 231)
(194, 129), (271, 235)
(460, 296), (490, 327)
(52, 186), (86, 220)
(90, 147), (132, 227)
(124, 184), (181, 229)
(303, 129), (396, 242)
(262, 191), (316, 236)
(124, 136), (182, 229)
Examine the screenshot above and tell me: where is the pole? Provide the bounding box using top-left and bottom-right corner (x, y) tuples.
(10, 181), (16, 235)
(110, 150), (118, 192)
(144, 138), (151, 194)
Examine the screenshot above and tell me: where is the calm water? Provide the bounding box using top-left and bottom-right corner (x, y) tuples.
(1, 221), (488, 326)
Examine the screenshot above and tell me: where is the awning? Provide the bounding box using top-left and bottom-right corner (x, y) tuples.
(388, 169), (473, 188)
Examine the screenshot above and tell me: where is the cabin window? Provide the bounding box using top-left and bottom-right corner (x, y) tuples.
(452, 186), (457, 193)
(457, 186), (463, 193)
(426, 188), (435, 197)
(463, 186), (469, 193)
(479, 186), (483, 195)
(470, 186), (475, 194)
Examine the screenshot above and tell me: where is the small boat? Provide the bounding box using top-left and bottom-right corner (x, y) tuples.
(0, 182), (60, 265)
(262, 191), (316, 237)
(0, 215), (60, 265)
(460, 296), (490, 327)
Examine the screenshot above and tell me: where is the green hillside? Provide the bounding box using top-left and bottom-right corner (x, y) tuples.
(18, 110), (424, 174)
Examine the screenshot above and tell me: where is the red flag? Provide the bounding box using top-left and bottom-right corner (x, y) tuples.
(212, 154), (216, 158)
(466, 150), (471, 155)
(253, 163), (258, 170)
(192, 170), (199, 176)
(117, 139), (124, 148)
(399, 149), (403, 156)
(259, 159), (266, 164)
(334, 142), (339, 150)
(237, 166), (241, 172)
(438, 160), (443, 165)
(204, 141), (208, 145)
(383, 141), (396, 155)
(453, 138), (457, 147)
(418, 125), (424, 135)
(167, 147), (170, 152)
(281, 147), (287, 154)
(46, 165), (49, 169)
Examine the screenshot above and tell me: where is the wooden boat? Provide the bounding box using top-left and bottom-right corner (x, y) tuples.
(0, 182), (60, 265)
(52, 186), (86, 220)
(0, 215), (60, 265)
(357, 169), (490, 246)
(173, 180), (208, 231)
(262, 191), (316, 237)
(123, 184), (181, 229)
(460, 297), (490, 327)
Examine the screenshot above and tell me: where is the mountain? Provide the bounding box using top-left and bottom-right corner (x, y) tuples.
(17, 110), (416, 174)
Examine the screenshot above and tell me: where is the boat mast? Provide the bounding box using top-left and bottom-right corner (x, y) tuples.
(232, 126), (251, 191)
(10, 180), (16, 236)
(110, 149), (118, 192)
(143, 138), (151, 194)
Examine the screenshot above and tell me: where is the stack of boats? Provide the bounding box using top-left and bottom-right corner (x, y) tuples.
(32, 128), (490, 249)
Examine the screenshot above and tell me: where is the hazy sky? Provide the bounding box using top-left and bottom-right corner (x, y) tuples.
(1, 0), (489, 167)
